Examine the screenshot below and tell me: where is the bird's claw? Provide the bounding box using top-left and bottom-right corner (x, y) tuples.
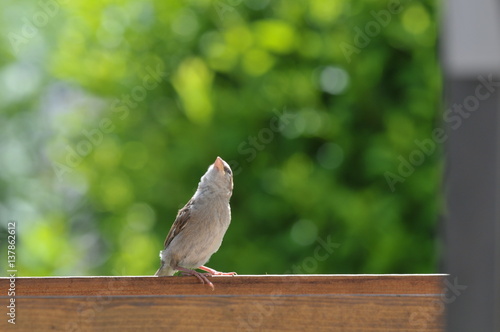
(176, 266), (215, 290)
(198, 266), (237, 276)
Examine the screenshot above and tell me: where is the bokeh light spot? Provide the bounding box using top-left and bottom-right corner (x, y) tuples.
(93, 139), (122, 170)
(224, 25), (253, 52)
(309, 0), (342, 25)
(402, 4), (430, 35)
(317, 142), (344, 170)
(172, 57), (214, 125)
(244, 0), (270, 11)
(100, 173), (134, 210)
(294, 109), (322, 136)
(319, 66), (350, 95)
(291, 219), (318, 246)
(126, 203), (156, 231)
(122, 141), (149, 170)
(171, 9), (199, 37)
(201, 31), (238, 72)
(242, 49), (275, 76)
(0, 62), (41, 103)
(254, 20), (295, 54)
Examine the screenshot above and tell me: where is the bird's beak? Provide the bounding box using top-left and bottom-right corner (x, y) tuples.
(214, 156), (224, 172)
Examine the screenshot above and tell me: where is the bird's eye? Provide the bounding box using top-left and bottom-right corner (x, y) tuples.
(223, 166), (232, 175)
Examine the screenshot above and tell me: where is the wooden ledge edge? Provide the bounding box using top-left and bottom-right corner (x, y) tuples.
(0, 274), (448, 297)
(1, 273), (448, 278)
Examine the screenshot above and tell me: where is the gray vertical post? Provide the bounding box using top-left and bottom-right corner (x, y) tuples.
(442, 0), (500, 331)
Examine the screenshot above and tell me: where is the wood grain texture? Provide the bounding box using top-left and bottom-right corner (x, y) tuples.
(0, 275), (446, 331)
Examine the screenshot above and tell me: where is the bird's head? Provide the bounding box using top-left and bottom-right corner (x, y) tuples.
(199, 156), (233, 196)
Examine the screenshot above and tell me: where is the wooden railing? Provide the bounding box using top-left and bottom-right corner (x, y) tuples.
(0, 274), (446, 331)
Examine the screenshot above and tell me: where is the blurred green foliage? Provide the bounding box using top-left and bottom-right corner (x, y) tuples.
(0, 0), (441, 276)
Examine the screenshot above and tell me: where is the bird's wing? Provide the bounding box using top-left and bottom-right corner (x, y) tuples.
(163, 199), (193, 248)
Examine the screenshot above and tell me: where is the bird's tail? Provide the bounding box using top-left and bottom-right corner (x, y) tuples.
(155, 250), (175, 276)
(155, 261), (175, 276)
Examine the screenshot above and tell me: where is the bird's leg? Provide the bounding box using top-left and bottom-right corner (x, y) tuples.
(174, 266), (214, 290)
(198, 265), (237, 276)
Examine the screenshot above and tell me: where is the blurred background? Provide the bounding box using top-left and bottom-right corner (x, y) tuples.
(0, 0), (441, 277)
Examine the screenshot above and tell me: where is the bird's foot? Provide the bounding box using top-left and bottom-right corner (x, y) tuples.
(175, 266), (214, 290)
(198, 265), (237, 276)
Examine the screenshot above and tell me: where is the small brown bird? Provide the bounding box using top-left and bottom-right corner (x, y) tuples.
(155, 156), (235, 289)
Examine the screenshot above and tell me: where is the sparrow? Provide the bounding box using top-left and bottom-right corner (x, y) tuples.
(155, 156), (236, 289)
